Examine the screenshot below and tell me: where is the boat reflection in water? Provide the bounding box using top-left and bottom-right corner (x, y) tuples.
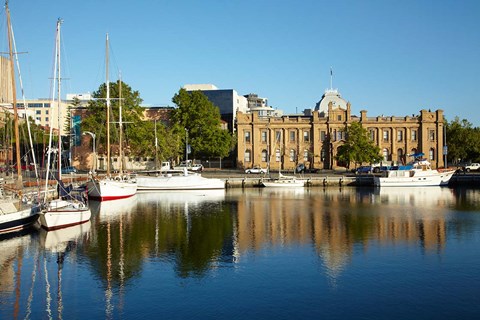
(39, 220), (91, 253)
(136, 189), (226, 209)
(89, 195), (138, 221)
(374, 187), (455, 212)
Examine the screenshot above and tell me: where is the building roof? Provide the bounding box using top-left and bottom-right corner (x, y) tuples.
(315, 89), (348, 113)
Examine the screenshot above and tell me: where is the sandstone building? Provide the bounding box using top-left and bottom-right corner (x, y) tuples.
(236, 89), (446, 171)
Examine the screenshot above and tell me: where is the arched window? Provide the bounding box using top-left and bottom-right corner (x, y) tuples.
(289, 149), (296, 162)
(383, 148), (389, 161)
(261, 150), (268, 162)
(244, 149), (251, 163)
(397, 148), (403, 164)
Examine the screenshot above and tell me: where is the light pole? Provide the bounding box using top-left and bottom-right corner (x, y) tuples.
(83, 131), (96, 173)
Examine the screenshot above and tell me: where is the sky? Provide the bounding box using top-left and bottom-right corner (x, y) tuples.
(2, 0), (480, 125)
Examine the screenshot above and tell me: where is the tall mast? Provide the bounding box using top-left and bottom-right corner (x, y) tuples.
(6, 1), (22, 189)
(56, 18), (62, 181)
(106, 33), (110, 176)
(118, 74), (123, 175)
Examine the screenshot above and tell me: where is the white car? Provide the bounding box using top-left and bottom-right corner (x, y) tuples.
(245, 166), (267, 174)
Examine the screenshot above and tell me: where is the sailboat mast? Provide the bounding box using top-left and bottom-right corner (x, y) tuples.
(118, 76), (123, 175)
(56, 18), (62, 181)
(106, 33), (110, 176)
(6, 2), (22, 188)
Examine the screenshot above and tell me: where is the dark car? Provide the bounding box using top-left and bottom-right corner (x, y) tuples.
(354, 166), (373, 175)
(61, 166), (77, 174)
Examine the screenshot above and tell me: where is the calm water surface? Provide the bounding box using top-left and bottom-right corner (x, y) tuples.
(1, 187), (480, 319)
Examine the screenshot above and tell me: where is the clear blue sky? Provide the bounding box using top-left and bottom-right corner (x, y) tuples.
(3, 0), (480, 125)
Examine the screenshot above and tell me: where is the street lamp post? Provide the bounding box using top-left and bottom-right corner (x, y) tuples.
(83, 131), (96, 173)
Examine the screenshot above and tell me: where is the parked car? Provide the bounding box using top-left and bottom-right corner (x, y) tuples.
(462, 163), (480, 173)
(353, 166), (373, 175)
(245, 166), (267, 174)
(61, 166), (77, 174)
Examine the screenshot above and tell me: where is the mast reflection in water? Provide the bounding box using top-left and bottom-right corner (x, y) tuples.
(1, 187), (480, 319)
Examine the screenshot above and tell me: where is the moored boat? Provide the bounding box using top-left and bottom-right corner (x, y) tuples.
(373, 153), (456, 187)
(136, 169), (225, 191)
(262, 173), (305, 188)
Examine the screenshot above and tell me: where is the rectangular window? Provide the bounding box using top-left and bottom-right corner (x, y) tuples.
(411, 130), (417, 141)
(289, 149), (295, 161)
(320, 131), (326, 141)
(290, 131), (295, 142)
(275, 149), (281, 162)
(35, 110), (41, 115)
(261, 131), (267, 143)
(383, 130), (389, 142)
(303, 131), (310, 142)
(45, 117), (49, 122)
(369, 130), (375, 141)
(261, 150), (267, 162)
(304, 150), (309, 161)
(337, 131), (343, 141)
(337, 115), (342, 121)
(397, 130), (403, 142)
(45, 110), (49, 115)
(275, 131), (281, 143)
(429, 130), (435, 141)
(245, 131), (251, 143)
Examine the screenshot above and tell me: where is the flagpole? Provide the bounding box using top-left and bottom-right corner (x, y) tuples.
(330, 67), (333, 90)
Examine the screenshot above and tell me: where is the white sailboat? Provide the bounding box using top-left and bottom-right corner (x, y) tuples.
(0, 2), (41, 234)
(86, 34), (137, 201)
(39, 19), (91, 230)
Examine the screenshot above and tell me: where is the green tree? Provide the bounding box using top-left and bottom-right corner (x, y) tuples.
(81, 80), (145, 156)
(335, 122), (383, 168)
(446, 117), (480, 163)
(171, 89), (232, 159)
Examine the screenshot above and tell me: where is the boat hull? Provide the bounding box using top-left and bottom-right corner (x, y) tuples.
(87, 178), (137, 201)
(262, 179), (305, 188)
(373, 170), (455, 187)
(136, 174), (225, 191)
(40, 202), (91, 231)
(0, 205), (40, 234)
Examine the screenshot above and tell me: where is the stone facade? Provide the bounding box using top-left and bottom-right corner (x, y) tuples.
(237, 93), (445, 171)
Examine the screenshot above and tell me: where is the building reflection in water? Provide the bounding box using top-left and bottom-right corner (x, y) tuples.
(231, 187), (456, 280)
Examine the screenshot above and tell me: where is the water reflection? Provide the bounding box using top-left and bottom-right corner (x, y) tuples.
(1, 187), (480, 318)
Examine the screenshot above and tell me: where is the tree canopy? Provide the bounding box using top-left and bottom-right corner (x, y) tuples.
(446, 117), (480, 163)
(170, 89), (233, 159)
(335, 122), (383, 168)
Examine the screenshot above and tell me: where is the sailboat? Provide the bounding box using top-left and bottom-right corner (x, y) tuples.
(0, 2), (41, 234)
(261, 134), (305, 188)
(39, 19), (91, 230)
(86, 34), (137, 201)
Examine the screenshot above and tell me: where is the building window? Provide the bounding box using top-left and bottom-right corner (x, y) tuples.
(303, 131), (310, 142)
(429, 148), (435, 160)
(245, 131), (251, 143)
(321, 149), (326, 161)
(36, 117), (41, 122)
(275, 131), (281, 143)
(397, 148), (403, 164)
(337, 131), (344, 141)
(275, 149), (281, 162)
(383, 130), (389, 142)
(337, 115), (342, 121)
(290, 131), (296, 142)
(44, 103), (50, 108)
(397, 130), (403, 141)
(45, 117), (49, 122)
(304, 150), (309, 161)
(383, 148), (389, 161)
(411, 130), (417, 141)
(244, 150), (251, 162)
(320, 131), (326, 141)
(289, 149), (296, 162)
(429, 130), (435, 141)
(35, 110), (41, 115)
(369, 130), (375, 141)
(261, 131), (267, 143)
(261, 150), (268, 162)
(45, 110), (49, 115)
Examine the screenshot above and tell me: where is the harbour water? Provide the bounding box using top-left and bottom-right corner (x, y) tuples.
(1, 187), (480, 319)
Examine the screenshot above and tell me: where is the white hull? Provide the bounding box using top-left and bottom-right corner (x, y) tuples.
(40, 199), (91, 230)
(87, 178), (137, 201)
(374, 169), (455, 187)
(136, 173), (225, 190)
(262, 178), (305, 188)
(0, 202), (40, 234)
(40, 220), (91, 252)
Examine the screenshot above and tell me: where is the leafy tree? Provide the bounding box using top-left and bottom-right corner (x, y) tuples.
(171, 89), (232, 159)
(335, 122), (383, 168)
(446, 117), (480, 163)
